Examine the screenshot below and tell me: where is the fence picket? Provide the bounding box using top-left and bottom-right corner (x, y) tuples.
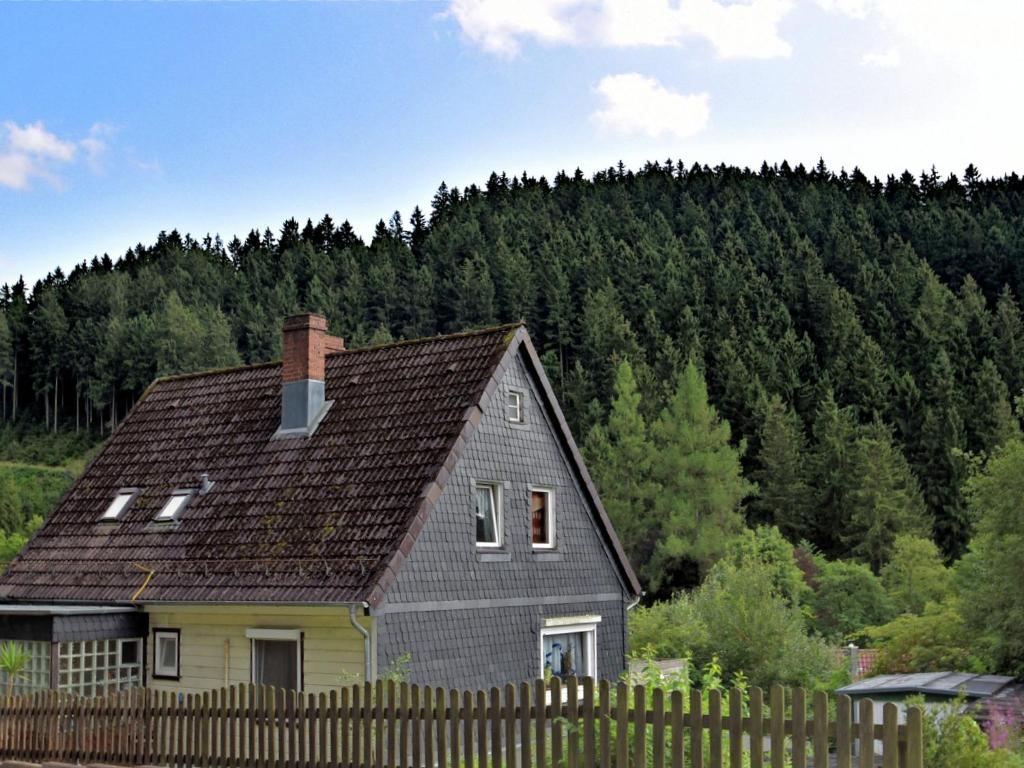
(749, 687), (763, 768)
(567, 678), (578, 768)
(836, 694), (852, 768)
(600, 681), (613, 768)
(408, 685), (417, 768)
(708, 688), (722, 768)
(375, 681), (384, 768)
(582, 678), (594, 768)
(436, 686), (447, 768)
(476, 689), (487, 768)
(463, 690), (475, 768)
(652, 686), (665, 768)
(689, 687), (703, 768)
(727, 687), (742, 768)
(536, 680), (548, 768)
(449, 689), (460, 768)
(633, 684), (646, 768)
(422, 685), (433, 768)
(858, 698), (874, 768)
(490, 686), (502, 768)
(552, 679), (563, 768)
(520, 682), (531, 768)
(362, 683), (372, 768)
(770, 685), (785, 768)
(351, 685), (361, 768)
(505, 683), (518, 768)
(905, 706), (923, 768)
(881, 702), (898, 768)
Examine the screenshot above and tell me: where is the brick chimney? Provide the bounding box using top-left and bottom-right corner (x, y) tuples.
(275, 313), (345, 438)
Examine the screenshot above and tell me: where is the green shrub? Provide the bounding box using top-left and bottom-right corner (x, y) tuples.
(810, 559), (896, 641)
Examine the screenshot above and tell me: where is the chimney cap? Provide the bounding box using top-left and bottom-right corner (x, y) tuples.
(283, 313), (328, 332)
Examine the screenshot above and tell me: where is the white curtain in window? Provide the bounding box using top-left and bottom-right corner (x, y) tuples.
(253, 639), (298, 690)
(475, 485), (497, 543)
(543, 631), (587, 679)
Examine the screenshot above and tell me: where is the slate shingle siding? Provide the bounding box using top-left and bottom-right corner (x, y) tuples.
(377, 350), (630, 688)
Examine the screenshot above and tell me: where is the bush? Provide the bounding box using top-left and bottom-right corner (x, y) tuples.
(630, 559), (838, 689)
(913, 696), (1024, 768)
(864, 599), (986, 673)
(810, 559), (896, 641)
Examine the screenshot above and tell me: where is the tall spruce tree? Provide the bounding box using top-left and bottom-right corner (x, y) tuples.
(647, 360), (754, 596)
(749, 394), (811, 539)
(584, 360), (659, 584)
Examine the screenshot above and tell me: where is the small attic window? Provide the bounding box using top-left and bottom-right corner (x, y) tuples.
(507, 391), (524, 423)
(155, 490), (194, 523)
(101, 489), (138, 521)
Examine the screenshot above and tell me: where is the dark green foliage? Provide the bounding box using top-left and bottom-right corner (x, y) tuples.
(810, 559), (897, 641)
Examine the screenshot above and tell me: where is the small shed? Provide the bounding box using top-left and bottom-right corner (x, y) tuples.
(838, 672), (1022, 729)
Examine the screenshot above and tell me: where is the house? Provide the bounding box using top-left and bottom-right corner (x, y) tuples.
(0, 315), (640, 697)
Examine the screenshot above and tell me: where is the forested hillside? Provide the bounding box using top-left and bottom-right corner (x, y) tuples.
(4, 159), (1024, 595)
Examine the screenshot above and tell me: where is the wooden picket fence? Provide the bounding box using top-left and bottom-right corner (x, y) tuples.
(0, 678), (923, 768)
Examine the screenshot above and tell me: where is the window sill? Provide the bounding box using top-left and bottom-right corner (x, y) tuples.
(531, 550), (562, 561)
(476, 550), (512, 562)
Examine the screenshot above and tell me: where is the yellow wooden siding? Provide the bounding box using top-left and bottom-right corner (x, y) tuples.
(143, 604), (371, 695)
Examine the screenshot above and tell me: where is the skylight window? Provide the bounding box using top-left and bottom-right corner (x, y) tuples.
(100, 490), (138, 521)
(155, 491), (193, 523)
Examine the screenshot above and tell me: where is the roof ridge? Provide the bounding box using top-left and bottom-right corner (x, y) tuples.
(149, 322), (525, 385)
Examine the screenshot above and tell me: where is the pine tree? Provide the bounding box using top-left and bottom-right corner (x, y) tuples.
(0, 313), (12, 421)
(843, 423), (928, 572)
(584, 360), (659, 585)
(750, 394), (811, 539)
(968, 358), (1020, 454)
(647, 360), (754, 595)
(809, 389), (859, 557)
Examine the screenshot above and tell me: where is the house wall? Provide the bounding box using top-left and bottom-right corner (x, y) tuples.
(376, 350), (632, 689)
(143, 604), (371, 695)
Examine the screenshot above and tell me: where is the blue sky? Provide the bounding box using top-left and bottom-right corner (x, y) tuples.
(2, 0), (1019, 289)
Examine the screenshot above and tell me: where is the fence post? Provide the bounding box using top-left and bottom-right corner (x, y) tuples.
(905, 706), (923, 768)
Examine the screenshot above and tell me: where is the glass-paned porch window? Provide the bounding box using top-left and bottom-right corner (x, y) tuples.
(0, 640), (50, 696)
(58, 638), (142, 696)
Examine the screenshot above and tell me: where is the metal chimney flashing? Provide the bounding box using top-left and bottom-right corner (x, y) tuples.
(273, 378), (334, 440)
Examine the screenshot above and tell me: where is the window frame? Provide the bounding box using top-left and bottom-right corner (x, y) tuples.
(152, 628), (181, 681)
(539, 618), (600, 681)
(474, 481), (503, 549)
(507, 390), (525, 424)
(529, 486), (556, 549)
(100, 487), (140, 522)
(246, 628), (304, 691)
(154, 489), (195, 523)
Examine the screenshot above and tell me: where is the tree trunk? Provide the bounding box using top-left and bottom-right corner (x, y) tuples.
(53, 372), (59, 434)
(44, 386), (50, 430)
(75, 379), (80, 433)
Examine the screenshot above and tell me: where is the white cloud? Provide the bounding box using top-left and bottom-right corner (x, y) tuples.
(860, 48), (900, 68)
(0, 120), (115, 191)
(447, 0), (794, 59)
(6, 121), (77, 162)
(593, 73), (710, 139)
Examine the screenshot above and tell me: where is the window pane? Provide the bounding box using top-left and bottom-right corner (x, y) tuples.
(475, 485), (497, 544)
(102, 493), (133, 520)
(158, 635), (178, 673)
(507, 392), (522, 422)
(532, 491), (551, 545)
(156, 494), (190, 521)
(254, 639), (298, 690)
(543, 631), (589, 679)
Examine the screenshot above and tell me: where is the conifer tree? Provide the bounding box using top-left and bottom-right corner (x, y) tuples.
(968, 358), (1020, 454)
(647, 360), (754, 595)
(843, 423), (928, 572)
(584, 360), (658, 583)
(750, 394), (811, 539)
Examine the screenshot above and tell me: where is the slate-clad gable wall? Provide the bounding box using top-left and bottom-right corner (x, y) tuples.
(377, 351), (629, 688)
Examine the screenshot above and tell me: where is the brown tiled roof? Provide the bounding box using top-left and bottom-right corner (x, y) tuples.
(0, 326), (521, 604)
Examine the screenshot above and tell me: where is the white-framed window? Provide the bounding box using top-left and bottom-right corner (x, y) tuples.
(0, 640), (50, 696)
(101, 488), (138, 521)
(530, 487), (555, 548)
(507, 391), (524, 423)
(155, 490), (194, 522)
(247, 628), (302, 691)
(541, 617), (600, 680)
(475, 482), (502, 547)
(153, 629), (180, 680)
